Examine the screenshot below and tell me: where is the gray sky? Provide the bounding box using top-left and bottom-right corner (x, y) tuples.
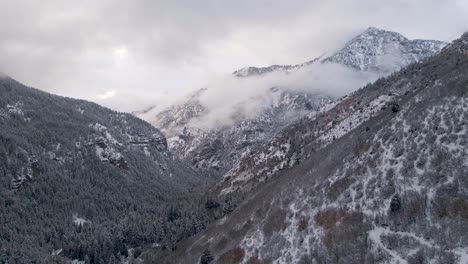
(1, 0), (468, 111)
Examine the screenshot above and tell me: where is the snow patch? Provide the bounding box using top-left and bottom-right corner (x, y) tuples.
(72, 214), (90, 226)
(144, 147), (151, 157)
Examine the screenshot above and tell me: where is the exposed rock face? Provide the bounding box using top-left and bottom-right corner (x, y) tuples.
(144, 32), (468, 264)
(128, 132), (168, 152)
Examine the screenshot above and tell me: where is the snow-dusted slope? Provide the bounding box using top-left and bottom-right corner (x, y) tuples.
(146, 31), (468, 264)
(166, 87), (333, 173)
(151, 88), (207, 136)
(233, 57), (320, 77)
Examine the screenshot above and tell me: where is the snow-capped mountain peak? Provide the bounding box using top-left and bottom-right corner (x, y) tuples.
(233, 27), (448, 77)
(322, 27), (448, 72)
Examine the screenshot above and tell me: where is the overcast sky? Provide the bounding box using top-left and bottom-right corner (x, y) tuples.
(1, 0), (468, 111)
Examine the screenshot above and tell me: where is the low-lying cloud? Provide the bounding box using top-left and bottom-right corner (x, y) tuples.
(1, 0), (467, 112)
(161, 62), (380, 131)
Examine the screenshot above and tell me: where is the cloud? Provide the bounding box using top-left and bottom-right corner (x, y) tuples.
(0, 0), (467, 112)
(186, 62), (379, 130)
(96, 90), (116, 100)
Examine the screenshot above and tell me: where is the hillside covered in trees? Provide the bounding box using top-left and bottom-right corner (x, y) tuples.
(0, 77), (233, 263)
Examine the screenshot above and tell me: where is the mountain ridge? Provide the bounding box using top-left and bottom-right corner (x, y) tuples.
(233, 27), (448, 77)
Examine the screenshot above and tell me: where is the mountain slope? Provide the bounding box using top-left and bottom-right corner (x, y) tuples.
(166, 87), (333, 173)
(0, 77), (213, 263)
(151, 88), (208, 136)
(146, 32), (468, 264)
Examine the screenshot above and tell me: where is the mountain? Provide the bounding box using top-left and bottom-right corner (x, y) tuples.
(234, 27), (447, 77)
(232, 57), (321, 78)
(151, 88), (208, 136)
(146, 87), (333, 174)
(323, 27), (448, 72)
(138, 27), (447, 179)
(179, 88), (331, 172)
(145, 32), (468, 264)
(0, 77), (219, 263)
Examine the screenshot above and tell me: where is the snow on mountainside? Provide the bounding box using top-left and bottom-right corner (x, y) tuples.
(323, 27), (448, 73)
(219, 91), (397, 195)
(146, 31), (468, 264)
(151, 88), (207, 136)
(137, 27), (447, 179)
(166, 87), (333, 173)
(234, 27), (447, 77)
(233, 57), (321, 78)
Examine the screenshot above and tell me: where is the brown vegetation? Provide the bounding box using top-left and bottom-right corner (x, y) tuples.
(218, 247), (245, 264)
(314, 208), (350, 230)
